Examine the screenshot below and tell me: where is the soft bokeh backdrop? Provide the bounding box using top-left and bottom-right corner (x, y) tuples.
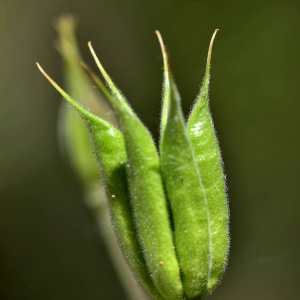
(1, 0), (300, 299)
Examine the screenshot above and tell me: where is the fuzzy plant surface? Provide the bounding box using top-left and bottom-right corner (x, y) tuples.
(37, 29), (229, 300)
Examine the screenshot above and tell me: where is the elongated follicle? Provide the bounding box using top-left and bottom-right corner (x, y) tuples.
(157, 31), (210, 298)
(87, 42), (184, 300)
(187, 29), (229, 294)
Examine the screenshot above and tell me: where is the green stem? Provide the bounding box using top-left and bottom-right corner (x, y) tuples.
(84, 182), (149, 300)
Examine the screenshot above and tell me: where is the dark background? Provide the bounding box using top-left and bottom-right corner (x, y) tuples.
(1, 0), (300, 299)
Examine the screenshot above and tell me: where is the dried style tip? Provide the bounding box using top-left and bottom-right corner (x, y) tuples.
(36, 62), (69, 101)
(36, 62), (101, 124)
(155, 31), (167, 54)
(36, 62), (81, 112)
(88, 41), (107, 81)
(155, 31), (171, 135)
(205, 29), (219, 76)
(88, 42), (134, 115)
(155, 30), (171, 73)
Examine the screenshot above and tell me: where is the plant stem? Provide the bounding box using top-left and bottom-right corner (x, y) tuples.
(84, 183), (150, 300)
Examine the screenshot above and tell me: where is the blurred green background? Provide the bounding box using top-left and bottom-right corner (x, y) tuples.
(1, 0), (300, 299)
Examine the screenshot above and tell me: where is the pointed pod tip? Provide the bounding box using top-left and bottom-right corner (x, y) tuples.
(87, 40), (112, 87)
(36, 62), (47, 77)
(36, 61), (69, 102)
(204, 29), (219, 73)
(209, 29), (219, 52)
(36, 60), (87, 117)
(155, 30), (166, 55)
(36, 62), (63, 93)
(88, 41), (93, 52)
(88, 41), (97, 58)
(36, 62), (54, 85)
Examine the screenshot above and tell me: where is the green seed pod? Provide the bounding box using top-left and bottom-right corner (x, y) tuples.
(36, 63), (165, 300)
(157, 32), (210, 298)
(37, 29), (229, 300)
(187, 30), (229, 294)
(87, 43), (183, 300)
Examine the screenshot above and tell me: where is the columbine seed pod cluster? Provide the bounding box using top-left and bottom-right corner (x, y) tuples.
(37, 30), (229, 300)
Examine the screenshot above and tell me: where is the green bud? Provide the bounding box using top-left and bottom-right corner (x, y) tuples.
(37, 29), (230, 300)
